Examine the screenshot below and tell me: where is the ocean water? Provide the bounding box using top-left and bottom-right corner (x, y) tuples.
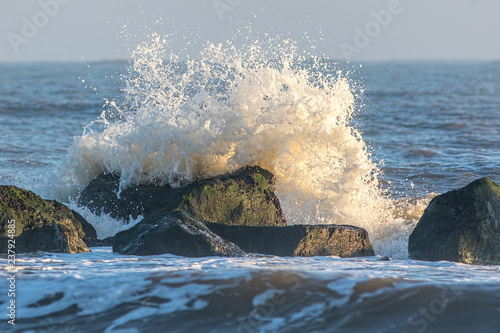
(1, 38), (500, 332)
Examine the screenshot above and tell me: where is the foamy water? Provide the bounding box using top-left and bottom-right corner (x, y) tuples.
(52, 35), (414, 257)
(3, 248), (500, 332)
(2, 35), (500, 333)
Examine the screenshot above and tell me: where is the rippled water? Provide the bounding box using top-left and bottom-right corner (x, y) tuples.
(1, 57), (500, 332)
(2, 61), (499, 197)
(357, 61), (500, 195)
(5, 248), (500, 332)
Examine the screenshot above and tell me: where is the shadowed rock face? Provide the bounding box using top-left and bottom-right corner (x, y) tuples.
(77, 166), (287, 227)
(409, 177), (500, 265)
(81, 166), (375, 258)
(113, 211), (245, 257)
(0, 185), (96, 254)
(206, 223), (375, 257)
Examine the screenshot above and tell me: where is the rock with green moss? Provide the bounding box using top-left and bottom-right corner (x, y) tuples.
(409, 177), (500, 265)
(113, 211), (246, 256)
(79, 166), (376, 258)
(78, 166), (286, 227)
(0, 185), (97, 254)
(206, 223), (374, 257)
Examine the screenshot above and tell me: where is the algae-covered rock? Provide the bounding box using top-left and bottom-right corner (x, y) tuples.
(78, 166), (286, 227)
(113, 211), (246, 256)
(79, 166), (377, 258)
(206, 223), (374, 257)
(0, 185), (96, 253)
(409, 177), (500, 265)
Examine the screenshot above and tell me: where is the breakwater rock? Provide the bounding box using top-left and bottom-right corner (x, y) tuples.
(0, 185), (96, 254)
(409, 177), (500, 265)
(207, 223), (374, 257)
(78, 166), (286, 227)
(113, 211), (245, 257)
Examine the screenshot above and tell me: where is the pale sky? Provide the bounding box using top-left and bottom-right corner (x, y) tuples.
(1, 0), (499, 62)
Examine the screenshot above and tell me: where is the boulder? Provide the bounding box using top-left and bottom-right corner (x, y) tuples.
(206, 223), (375, 257)
(0, 185), (96, 254)
(84, 236), (115, 247)
(409, 177), (500, 265)
(78, 166), (286, 227)
(79, 166), (376, 258)
(113, 211), (245, 256)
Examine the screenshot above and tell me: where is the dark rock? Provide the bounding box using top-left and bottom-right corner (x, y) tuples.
(79, 166), (376, 258)
(206, 223), (375, 257)
(113, 211), (246, 256)
(71, 209), (98, 246)
(78, 166), (286, 227)
(0, 185), (96, 254)
(409, 177), (500, 265)
(84, 236), (114, 247)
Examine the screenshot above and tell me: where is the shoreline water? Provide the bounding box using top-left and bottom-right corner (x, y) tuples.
(3, 248), (500, 332)
(1, 55), (500, 331)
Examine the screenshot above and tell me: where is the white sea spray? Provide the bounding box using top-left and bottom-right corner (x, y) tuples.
(55, 34), (423, 257)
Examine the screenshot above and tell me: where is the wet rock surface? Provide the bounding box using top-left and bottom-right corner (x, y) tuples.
(207, 223), (375, 257)
(409, 177), (500, 265)
(113, 211), (245, 257)
(0, 185), (96, 253)
(78, 166), (287, 227)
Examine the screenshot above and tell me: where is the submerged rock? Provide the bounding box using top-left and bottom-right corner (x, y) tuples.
(78, 166), (286, 227)
(409, 177), (500, 265)
(206, 223), (375, 257)
(113, 211), (245, 256)
(0, 185), (96, 254)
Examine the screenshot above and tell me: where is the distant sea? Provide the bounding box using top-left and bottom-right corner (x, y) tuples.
(1, 52), (500, 332)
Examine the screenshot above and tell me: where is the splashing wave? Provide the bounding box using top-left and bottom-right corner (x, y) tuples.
(55, 35), (420, 257)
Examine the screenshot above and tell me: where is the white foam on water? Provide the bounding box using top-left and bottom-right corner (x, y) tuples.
(53, 34), (424, 258)
(67, 201), (144, 239)
(6, 249), (500, 329)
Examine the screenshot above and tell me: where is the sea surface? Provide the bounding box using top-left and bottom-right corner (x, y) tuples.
(1, 40), (500, 332)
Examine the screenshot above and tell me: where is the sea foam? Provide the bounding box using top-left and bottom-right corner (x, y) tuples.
(56, 35), (417, 257)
